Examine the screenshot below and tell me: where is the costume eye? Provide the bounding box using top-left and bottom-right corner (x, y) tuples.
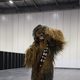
(36, 30), (41, 33)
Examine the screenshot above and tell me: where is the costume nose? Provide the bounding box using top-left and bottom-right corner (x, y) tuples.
(40, 33), (43, 36)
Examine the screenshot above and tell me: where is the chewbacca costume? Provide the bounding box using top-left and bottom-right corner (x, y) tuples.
(25, 25), (65, 80)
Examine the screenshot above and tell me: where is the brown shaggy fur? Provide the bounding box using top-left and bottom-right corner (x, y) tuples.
(24, 25), (65, 80)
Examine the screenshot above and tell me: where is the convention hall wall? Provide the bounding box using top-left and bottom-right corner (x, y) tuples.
(0, 9), (80, 68)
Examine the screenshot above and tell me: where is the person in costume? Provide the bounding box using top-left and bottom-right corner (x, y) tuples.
(25, 25), (65, 80)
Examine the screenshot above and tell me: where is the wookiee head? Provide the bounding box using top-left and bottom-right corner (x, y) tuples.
(33, 25), (48, 45)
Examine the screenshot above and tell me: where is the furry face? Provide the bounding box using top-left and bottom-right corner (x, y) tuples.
(33, 25), (48, 44)
(35, 29), (45, 41)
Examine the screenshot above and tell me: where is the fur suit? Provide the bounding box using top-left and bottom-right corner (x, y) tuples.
(25, 25), (65, 80)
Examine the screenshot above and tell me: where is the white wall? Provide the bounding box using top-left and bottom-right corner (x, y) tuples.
(0, 9), (80, 68)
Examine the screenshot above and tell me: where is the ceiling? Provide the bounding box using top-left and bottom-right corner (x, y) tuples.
(0, 0), (79, 13)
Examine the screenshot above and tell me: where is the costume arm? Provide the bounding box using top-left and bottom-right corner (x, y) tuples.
(25, 43), (38, 68)
(46, 29), (65, 55)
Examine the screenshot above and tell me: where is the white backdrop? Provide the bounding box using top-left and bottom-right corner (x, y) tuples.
(0, 9), (80, 68)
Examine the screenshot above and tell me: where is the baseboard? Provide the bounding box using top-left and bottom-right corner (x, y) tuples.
(55, 67), (80, 70)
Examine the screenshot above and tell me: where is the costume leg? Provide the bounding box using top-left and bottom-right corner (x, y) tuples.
(43, 69), (53, 80)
